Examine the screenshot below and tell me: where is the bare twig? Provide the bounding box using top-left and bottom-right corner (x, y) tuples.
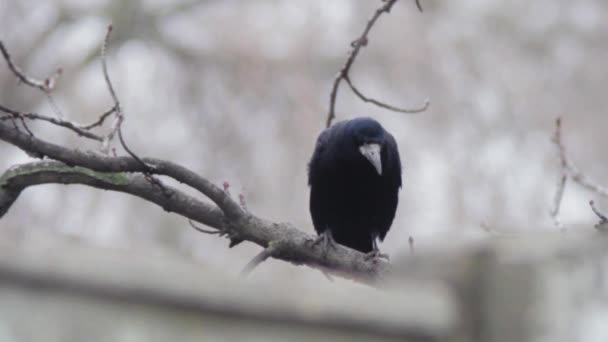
(550, 173), (567, 230)
(344, 76), (430, 114)
(589, 200), (607, 222)
(99, 24), (126, 153)
(567, 164), (608, 198)
(44, 87), (65, 119)
(0, 41), (114, 138)
(590, 200), (608, 232)
(0, 104), (104, 141)
(551, 118), (608, 229)
(80, 105), (117, 130)
(241, 242), (280, 276)
(0, 41), (65, 119)
(189, 219), (222, 235)
(0, 41), (48, 91)
(98, 25), (168, 197)
(550, 118), (569, 229)
(326, 0), (428, 128)
(101, 25), (120, 109)
(117, 126), (148, 170)
(18, 116), (34, 137)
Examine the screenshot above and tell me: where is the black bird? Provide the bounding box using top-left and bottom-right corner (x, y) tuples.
(308, 117), (402, 257)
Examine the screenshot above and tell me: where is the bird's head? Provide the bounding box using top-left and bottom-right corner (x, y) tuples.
(349, 117), (385, 176)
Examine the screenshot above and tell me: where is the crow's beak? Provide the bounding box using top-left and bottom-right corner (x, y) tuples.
(359, 143), (382, 175)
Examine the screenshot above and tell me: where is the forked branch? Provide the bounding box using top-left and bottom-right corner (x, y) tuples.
(326, 0), (428, 128)
(550, 118), (608, 229)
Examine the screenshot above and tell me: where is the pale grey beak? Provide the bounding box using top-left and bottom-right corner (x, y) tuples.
(359, 143), (382, 175)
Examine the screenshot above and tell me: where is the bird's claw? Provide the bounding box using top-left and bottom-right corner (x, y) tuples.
(309, 231), (338, 256)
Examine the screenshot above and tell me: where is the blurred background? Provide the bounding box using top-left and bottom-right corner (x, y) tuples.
(1, 0), (607, 284)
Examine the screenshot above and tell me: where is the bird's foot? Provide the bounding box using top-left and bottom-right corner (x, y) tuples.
(364, 250), (390, 262)
(309, 231), (338, 256)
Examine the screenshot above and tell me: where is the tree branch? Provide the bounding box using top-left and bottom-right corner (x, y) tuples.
(0, 20), (396, 285)
(0, 104), (105, 141)
(0, 120), (244, 220)
(326, 0), (428, 128)
(0, 41), (65, 118)
(550, 118), (608, 229)
(0, 161), (224, 229)
(0, 121), (390, 284)
(0, 41), (53, 91)
(589, 200), (608, 232)
(241, 242), (280, 275)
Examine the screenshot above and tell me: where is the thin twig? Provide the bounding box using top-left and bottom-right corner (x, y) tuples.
(7, 115), (19, 131)
(0, 41), (47, 91)
(326, 0), (428, 128)
(189, 219), (222, 235)
(550, 173), (567, 229)
(567, 164), (608, 198)
(99, 25), (150, 169)
(550, 118), (568, 229)
(589, 200), (608, 232)
(0, 41), (65, 119)
(18, 116), (34, 136)
(99, 25), (146, 169)
(99, 25), (170, 198)
(589, 201), (608, 232)
(80, 105), (117, 130)
(99, 24), (123, 152)
(550, 118), (608, 229)
(0, 104), (104, 141)
(44, 91), (65, 119)
(101, 25), (120, 107)
(553, 118), (608, 197)
(590, 200), (607, 223)
(0, 42), (115, 136)
(241, 242), (279, 276)
(344, 75), (430, 114)
(117, 127), (148, 169)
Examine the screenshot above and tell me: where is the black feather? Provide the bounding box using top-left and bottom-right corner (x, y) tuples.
(308, 117), (402, 253)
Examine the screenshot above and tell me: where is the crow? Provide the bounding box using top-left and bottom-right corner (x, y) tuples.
(308, 117), (402, 258)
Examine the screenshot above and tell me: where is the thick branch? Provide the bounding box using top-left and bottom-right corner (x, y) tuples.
(0, 23), (393, 286)
(0, 161), (224, 229)
(0, 125), (390, 284)
(0, 120), (244, 220)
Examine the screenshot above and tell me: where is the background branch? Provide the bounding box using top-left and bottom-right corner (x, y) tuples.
(551, 117), (608, 228)
(0, 41), (64, 118)
(0, 41), (53, 91)
(326, 0), (428, 128)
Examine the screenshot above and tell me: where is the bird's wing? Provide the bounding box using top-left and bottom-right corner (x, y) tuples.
(307, 123), (345, 185)
(385, 131), (402, 188)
